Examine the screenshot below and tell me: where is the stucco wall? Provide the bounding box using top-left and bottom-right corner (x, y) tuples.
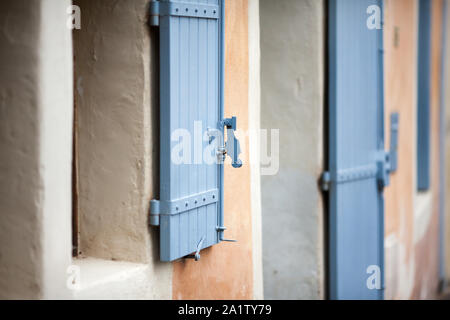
(74, 0), (155, 263)
(0, 0), (73, 299)
(260, 0), (325, 299)
(0, 0), (43, 299)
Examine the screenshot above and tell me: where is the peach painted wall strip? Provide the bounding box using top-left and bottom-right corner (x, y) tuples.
(383, 0), (418, 299)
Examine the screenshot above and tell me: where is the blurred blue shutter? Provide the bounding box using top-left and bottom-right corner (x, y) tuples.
(150, 0), (225, 262)
(417, 0), (431, 191)
(327, 0), (386, 300)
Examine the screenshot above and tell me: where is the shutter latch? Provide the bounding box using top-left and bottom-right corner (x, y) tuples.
(377, 112), (399, 189)
(221, 117), (243, 168)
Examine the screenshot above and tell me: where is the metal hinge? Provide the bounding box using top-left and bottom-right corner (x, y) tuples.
(321, 113), (399, 192)
(320, 156), (392, 192)
(320, 164), (378, 191)
(320, 171), (331, 191)
(149, 199), (160, 226)
(320, 156), (391, 192)
(149, 189), (219, 226)
(149, 1), (160, 26)
(376, 150), (391, 189)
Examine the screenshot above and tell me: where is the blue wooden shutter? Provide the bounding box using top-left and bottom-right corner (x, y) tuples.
(149, 0), (230, 262)
(327, 0), (387, 300)
(417, 0), (431, 191)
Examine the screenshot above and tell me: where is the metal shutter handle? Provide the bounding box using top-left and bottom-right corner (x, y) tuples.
(222, 117), (243, 168)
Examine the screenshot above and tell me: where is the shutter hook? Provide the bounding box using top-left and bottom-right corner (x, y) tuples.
(185, 236), (205, 261)
(216, 226), (237, 242)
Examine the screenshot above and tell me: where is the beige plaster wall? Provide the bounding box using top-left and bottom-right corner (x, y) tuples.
(0, 0), (44, 299)
(259, 0), (325, 300)
(248, 0), (264, 300)
(0, 0), (73, 299)
(74, 0), (156, 263)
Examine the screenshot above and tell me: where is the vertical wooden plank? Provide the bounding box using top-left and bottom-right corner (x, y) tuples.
(198, 5), (208, 246)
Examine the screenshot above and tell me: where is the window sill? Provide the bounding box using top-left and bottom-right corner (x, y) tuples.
(71, 257), (155, 300)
